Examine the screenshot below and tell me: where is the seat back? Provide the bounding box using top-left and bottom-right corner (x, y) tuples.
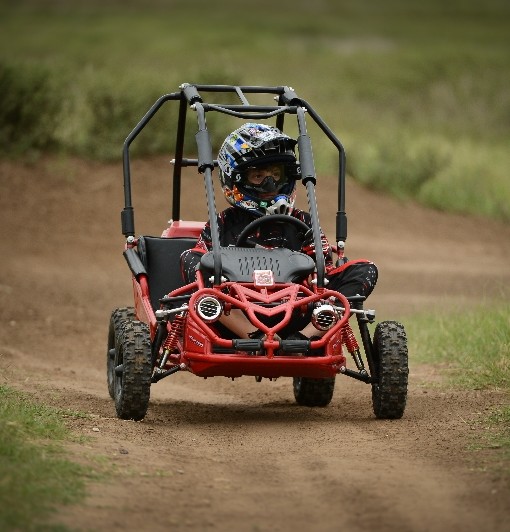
(137, 236), (196, 310)
(200, 247), (315, 283)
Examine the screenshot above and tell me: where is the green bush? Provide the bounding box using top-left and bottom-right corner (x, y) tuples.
(418, 141), (510, 221)
(348, 135), (510, 222)
(347, 132), (451, 199)
(53, 67), (242, 161)
(0, 62), (61, 156)
(67, 80), (174, 161)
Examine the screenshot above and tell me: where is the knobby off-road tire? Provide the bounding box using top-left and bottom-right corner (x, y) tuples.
(114, 320), (152, 421)
(107, 307), (135, 399)
(371, 321), (409, 419)
(293, 376), (336, 407)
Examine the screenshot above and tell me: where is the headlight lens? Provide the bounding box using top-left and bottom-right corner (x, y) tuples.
(196, 296), (223, 322)
(311, 304), (338, 331)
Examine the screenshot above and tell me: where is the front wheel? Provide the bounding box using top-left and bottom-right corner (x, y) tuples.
(107, 307), (135, 399)
(371, 321), (409, 419)
(293, 376), (336, 407)
(114, 320), (152, 421)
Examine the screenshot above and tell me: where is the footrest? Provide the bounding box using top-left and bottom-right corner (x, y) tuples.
(232, 339), (263, 352)
(279, 339), (310, 353)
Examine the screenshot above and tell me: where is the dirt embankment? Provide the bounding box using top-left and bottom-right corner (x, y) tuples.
(1, 157), (509, 531)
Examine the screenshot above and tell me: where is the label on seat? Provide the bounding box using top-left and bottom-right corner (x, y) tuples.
(253, 269), (275, 287)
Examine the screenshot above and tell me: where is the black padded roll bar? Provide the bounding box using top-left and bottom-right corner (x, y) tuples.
(192, 102), (222, 285)
(121, 92), (180, 237)
(296, 107), (326, 288)
(121, 84), (348, 285)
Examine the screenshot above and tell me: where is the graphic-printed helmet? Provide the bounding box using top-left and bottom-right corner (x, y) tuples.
(217, 123), (300, 216)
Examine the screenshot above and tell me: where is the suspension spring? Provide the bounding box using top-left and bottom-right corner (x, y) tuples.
(163, 312), (185, 353)
(342, 322), (367, 374)
(342, 323), (360, 354)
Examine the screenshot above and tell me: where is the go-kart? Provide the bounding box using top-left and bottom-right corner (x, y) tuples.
(107, 84), (409, 421)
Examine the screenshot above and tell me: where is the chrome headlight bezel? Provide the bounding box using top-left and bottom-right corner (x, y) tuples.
(196, 296), (223, 322)
(311, 303), (339, 331)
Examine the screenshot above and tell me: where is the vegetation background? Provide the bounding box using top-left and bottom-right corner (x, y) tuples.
(1, 0), (509, 221)
(0, 1), (509, 529)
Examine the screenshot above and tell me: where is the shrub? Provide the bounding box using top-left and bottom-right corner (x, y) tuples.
(347, 132), (451, 199)
(0, 62), (61, 156)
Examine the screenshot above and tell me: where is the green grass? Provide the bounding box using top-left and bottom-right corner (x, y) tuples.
(487, 407), (510, 457)
(1, 0), (510, 221)
(406, 300), (510, 455)
(0, 385), (87, 531)
(407, 300), (509, 390)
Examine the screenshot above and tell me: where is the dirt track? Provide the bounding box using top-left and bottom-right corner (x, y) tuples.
(1, 157), (509, 531)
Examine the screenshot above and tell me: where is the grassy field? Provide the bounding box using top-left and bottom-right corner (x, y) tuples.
(0, 385), (89, 531)
(407, 299), (510, 461)
(1, 0), (510, 221)
(408, 299), (509, 391)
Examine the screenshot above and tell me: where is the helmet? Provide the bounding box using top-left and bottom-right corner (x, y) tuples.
(217, 123), (300, 216)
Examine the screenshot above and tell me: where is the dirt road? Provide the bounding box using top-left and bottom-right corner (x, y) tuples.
(1, 157), (509, 531)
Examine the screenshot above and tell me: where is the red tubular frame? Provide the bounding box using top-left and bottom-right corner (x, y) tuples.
(135, 271), (350, 379)
(187, 283), (350, 350)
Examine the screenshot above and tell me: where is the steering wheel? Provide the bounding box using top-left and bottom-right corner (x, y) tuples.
(235, 214), (311, 248)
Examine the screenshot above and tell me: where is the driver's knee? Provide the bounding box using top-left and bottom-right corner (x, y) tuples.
(180, 249), (203, 284)
(327, 262), (378, 298)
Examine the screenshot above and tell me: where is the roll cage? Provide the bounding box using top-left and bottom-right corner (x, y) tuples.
(120, 83), (348, 288)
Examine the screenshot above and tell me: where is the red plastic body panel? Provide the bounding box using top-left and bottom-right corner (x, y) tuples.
(132, 275), (157, 334)
(182, 352), (344, 379)
(161, 220), (204, 239)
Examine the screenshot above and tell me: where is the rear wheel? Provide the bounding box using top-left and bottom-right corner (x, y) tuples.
(107, 307), (135, 399)
(371, 321), (409, 419)
(114, 320), (152, 421)
(293, 376), (336, 407)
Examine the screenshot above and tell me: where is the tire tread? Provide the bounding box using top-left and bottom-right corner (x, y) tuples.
(371, 321), (409, 419)
(114, 320), (152, 421)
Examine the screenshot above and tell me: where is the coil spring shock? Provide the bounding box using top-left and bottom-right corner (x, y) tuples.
(163, 312), (185, 353)
(342, 322), (367, 374)
(342, 323), (360, 353)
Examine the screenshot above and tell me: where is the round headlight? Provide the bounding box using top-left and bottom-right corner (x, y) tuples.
(311, 304), (338, 331)
(196, 296), (223, 322)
